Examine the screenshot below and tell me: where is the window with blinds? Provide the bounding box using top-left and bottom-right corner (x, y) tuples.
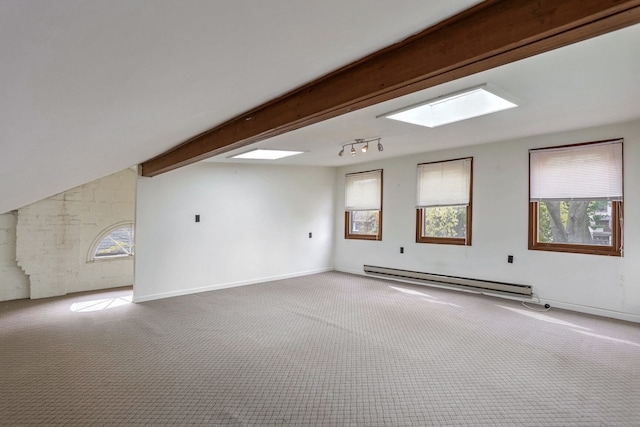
(344, 170), (382, 240)
(528, 139), (623, 256)
(415, 157), (472, 245)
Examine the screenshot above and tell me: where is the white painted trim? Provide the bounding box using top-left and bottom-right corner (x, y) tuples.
(133, 268), (333, 303)
(334, 267), (362, 276)
(339, 268), (640, 324)
(537, 299), (640, 324)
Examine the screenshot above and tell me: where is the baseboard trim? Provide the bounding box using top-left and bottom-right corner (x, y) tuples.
(133, 267), (333, 303)
(336, 268), (640, 324)
(537, 299), (640, 324)
(334, 267), (362, 276)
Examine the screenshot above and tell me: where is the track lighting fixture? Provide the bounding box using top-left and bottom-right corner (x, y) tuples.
(338, 138), (383, 158)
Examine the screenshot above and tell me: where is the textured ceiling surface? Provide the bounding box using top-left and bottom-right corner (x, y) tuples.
(2, 1), (639, 213)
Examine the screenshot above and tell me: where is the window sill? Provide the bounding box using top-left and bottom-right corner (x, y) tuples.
(88, 255), (135, 264)
(416, 237), (469, 246)
(529, 243), (621, 257)
(345, 234), (381, 241)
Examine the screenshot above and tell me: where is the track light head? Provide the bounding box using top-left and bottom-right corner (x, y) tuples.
(377, 141), (384, 152)
(362, 143), (368, 153)
(338, 148), (344, 157)
(350, 145), (356, 156)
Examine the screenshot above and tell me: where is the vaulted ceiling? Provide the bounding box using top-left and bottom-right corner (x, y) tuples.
(209, 22), (640, 166)
(2, 1), (639, 214)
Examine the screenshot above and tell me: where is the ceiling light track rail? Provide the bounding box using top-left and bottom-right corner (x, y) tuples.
(339, 138), (383, 157)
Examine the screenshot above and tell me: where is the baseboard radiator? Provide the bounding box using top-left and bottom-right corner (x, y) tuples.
(363, 265), (532, 297)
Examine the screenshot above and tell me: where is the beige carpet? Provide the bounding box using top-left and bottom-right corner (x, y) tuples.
(1, 271), (639, 426)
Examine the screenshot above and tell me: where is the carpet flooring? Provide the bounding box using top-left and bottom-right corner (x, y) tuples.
(1, 271), (639, 426)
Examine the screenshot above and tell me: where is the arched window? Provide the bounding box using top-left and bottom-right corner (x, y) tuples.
(90, 223), (134, 260)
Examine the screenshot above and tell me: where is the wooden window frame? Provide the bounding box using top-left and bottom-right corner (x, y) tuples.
(416, 206), (472, 246)
(528, 200), (623, 257)
(344, 170), (383, 241)
(415, 157), (473, 246)
(528, 140), (623, 257)
(344, 210), (383, 241)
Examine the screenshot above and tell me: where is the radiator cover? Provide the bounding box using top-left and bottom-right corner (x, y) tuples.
(364, 265), (532, 297)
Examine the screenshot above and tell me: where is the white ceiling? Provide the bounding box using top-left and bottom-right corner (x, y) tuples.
(2, 1), (638, 214)
(211, 22), (640, 166)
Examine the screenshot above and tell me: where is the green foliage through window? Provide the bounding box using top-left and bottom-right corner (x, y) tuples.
(422, 206), (467, 238)
(350, 210), (379, 236)
(538, 200), (611, 246)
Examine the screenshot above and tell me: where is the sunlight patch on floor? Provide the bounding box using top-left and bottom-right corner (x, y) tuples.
(390, 286), (460, 307)
(571, 329), (640, 347)
(420, 298), (461, 307)
(498, 305), (591, 330)
(70, 294), (133, 312)
(390, 286), (433, 298)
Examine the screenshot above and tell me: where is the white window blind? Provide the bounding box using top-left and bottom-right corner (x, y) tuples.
(530, 140), (623, 201)
(345, 170), (382, 211)
(416, 158), (471, 207)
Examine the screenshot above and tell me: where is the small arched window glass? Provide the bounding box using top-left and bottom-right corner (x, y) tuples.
(93, 224), (134, 259)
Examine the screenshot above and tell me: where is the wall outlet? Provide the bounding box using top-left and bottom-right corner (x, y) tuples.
(400, 247), (404, 254)
(309, 232), (312, 238)
(195, 214), (200, 223)
(507, 255), (513, 263)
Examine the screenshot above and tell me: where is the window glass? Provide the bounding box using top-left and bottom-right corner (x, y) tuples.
(94, 225), (134, 259)
(537, 200), (613, 246)
(422, 206), (467, 239)
(349, 210), (380, 236)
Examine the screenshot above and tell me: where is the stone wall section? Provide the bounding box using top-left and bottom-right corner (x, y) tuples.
(0, 211), (30, 301)
(9, 169), (136, 300)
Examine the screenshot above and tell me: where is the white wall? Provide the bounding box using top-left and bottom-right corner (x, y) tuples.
(0, 212), (30, 300)
(134, 163), (335, 302)
(334, 119), (640, 322)
(15, 169), (136, 299)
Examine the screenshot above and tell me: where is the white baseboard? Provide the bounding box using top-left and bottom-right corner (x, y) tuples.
(133, 267), (333, 303)
(334, 267), (362, 276)
(536, 299), (640, 324)
(339, 267), (640, 324)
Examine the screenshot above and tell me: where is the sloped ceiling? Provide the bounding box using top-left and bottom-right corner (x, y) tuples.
(2, 1), (639, 215)
(209, 22), (640, 166)
(0, 0), (480, 213)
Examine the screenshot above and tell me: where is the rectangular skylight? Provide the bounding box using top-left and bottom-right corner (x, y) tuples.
(381, 85), (517, 128)
(230, 149), (304, 160)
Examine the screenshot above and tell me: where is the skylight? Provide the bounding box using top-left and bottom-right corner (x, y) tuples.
(230, 149), (304, 160)
(381, 85), (517, 128)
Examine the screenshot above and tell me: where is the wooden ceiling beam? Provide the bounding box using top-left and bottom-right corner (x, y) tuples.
(141, 0), (640, 177)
